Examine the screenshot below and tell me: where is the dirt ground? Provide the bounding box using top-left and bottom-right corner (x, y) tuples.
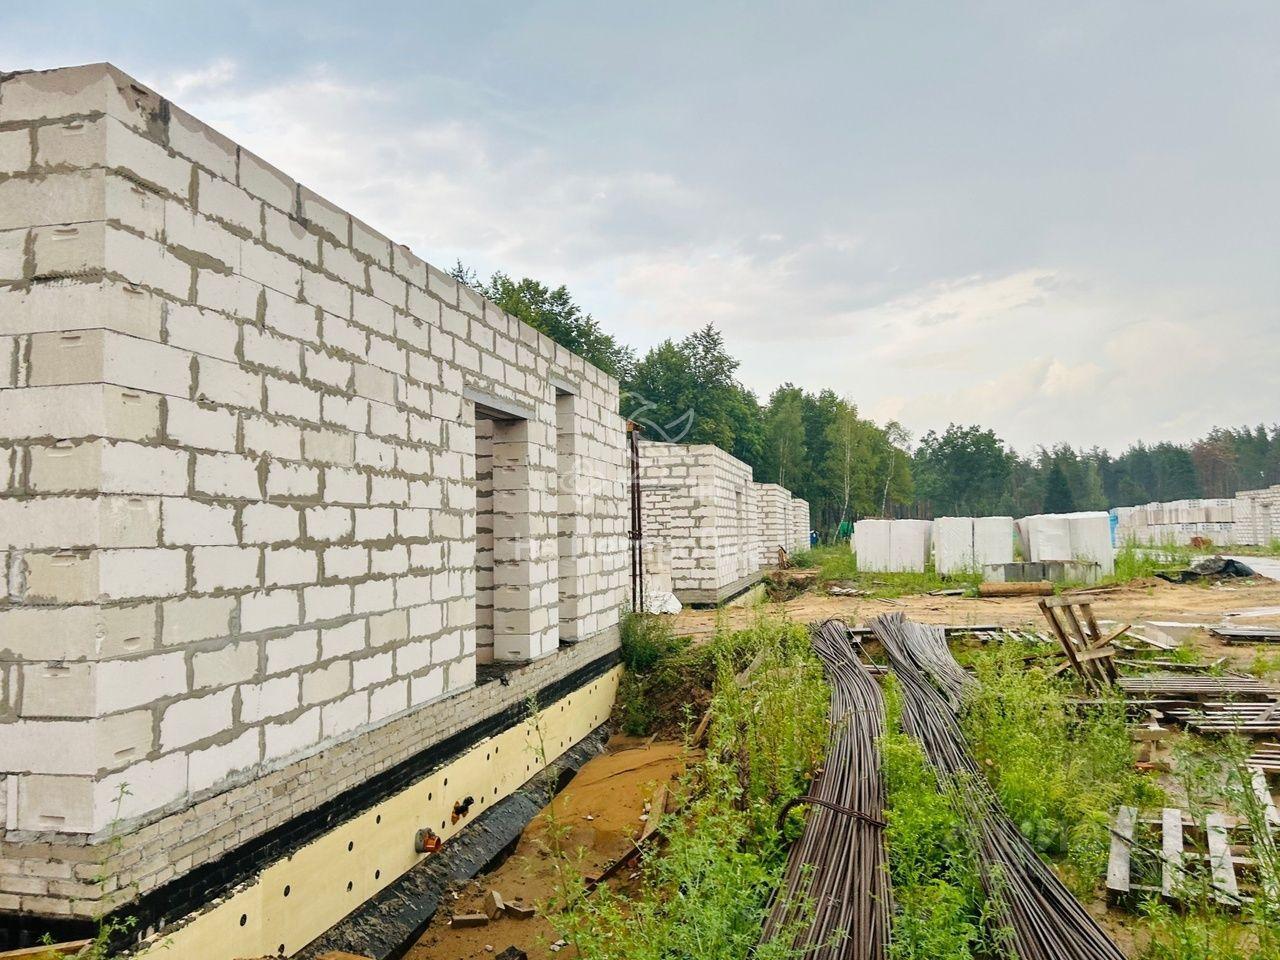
(405, 737), (688, 960)
(403, 573), (1280, 960)
(670, 575), (1280, 670)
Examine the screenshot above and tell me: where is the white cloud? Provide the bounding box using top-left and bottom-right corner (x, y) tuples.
(126, 59), (1279, 454)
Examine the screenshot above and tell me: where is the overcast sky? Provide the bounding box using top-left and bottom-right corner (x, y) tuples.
(4, 2), (1278, 453)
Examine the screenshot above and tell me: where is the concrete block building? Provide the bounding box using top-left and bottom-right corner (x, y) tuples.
(790, 496), (811, 553)
(0, 63), (628, 953)
(755, 482), (791, 568)
(638, 440), (763, 605)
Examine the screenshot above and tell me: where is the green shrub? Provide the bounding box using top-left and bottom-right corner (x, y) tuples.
(620, 611), (687, 673)
(960, 646), (1161, 894)
(553, 615), (829, 960)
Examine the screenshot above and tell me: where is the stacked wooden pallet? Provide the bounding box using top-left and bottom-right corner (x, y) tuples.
(1107, 806), (1274, 908)
(1210, 625), (1280, 645)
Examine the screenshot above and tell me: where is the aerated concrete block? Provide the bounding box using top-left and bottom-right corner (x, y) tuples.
(853, 519), (891, 572)
(887, 520), (932, 573)
(1066, 512), (1114, 575)
(933, 517), (974, 575)
(973, 516), (1014, 569)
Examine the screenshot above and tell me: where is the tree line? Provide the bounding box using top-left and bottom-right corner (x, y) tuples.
(451, 265), (1280, 535)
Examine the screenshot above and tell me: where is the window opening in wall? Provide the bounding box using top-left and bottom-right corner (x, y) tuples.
(474, 415), (496, 664)
(555, 389), (577, 643)
(735, 487), (745, 578)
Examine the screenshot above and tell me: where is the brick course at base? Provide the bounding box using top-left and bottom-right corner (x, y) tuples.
(0, 62), (627, 920)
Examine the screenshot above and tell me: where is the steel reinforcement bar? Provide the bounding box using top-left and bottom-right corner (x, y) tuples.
(870, 612), (1125, 960)
(760, 619), (892, 960)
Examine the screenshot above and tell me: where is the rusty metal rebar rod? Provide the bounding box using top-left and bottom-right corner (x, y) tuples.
(760, 619), (892, 959)
(871, 612), (1126, 960)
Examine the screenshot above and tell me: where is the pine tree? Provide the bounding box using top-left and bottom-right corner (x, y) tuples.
(1043, 460), (1077, 513)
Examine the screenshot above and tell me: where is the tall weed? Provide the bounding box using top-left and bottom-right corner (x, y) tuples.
(555, 615), (829, 960)
(960, 646), (1161, 894)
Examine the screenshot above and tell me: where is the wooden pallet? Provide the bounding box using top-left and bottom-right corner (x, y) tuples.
(1039, 596), (1125, 691)
(1117, 675), (1280, 700)
(1164, 699), (1280, 735)
(1247, 742), (1280, 774)
(1211, 625), (1280, 645)
(1107, 806), (1275, 908)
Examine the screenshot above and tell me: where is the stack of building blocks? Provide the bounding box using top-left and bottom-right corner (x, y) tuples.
(853, 518), (933, 573)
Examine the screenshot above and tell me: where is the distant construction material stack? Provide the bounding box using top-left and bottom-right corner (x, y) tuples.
(1112, 498), (1245, 546)
(853, 518), (933, 573)
(932, 516), (1015, 575)
(1016, 512), (1115, 577)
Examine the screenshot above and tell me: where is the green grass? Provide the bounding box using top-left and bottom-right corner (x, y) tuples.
(793, 544), (981, 597)
(959, 646), (1162, 895)
(1206, 538), (1280, 558)
(553, 615), (830, 960)
(881, 676), (991, 960)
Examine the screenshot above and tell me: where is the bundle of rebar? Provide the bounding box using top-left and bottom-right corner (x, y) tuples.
(871, 612), (1125, 960)
(761, 619), (892, 959)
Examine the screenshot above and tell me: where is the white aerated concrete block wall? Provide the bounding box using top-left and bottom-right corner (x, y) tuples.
(790, 497), (811, 554)
(755, 483), (790, 568)
(0, 62), (628, 910)
(639, 441), (761, 604)
(1234, 485), (1280, 546)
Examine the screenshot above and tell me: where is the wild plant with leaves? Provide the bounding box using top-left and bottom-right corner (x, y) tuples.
(549, 615), (828, 960)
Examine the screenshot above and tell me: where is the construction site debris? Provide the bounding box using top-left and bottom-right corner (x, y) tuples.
(1156, 555), (1259, 584)
(1211, 624), (1280, 644)
(496, 949), (529, 960)
(871, 612), (1126, 960)
(978, 580), (1053, 597)
(483, 889), (506, 919)
(0, 942), (92, 959)
(450, 913), (489, 928)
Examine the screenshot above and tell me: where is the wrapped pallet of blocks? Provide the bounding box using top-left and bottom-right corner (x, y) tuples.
(973, 516), (1015, 568)
(887, 519), (933, 572)
(1066, 511), (1115, 576)
(1017, 514), (1072, 562)
(933, 517), (975, 575)
(853, 519), (892, 571)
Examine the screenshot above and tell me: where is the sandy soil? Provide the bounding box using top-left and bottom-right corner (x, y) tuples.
(406, 737), (689, 960)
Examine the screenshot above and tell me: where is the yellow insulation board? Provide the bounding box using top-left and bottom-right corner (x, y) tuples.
(135, 666), (620, 959)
